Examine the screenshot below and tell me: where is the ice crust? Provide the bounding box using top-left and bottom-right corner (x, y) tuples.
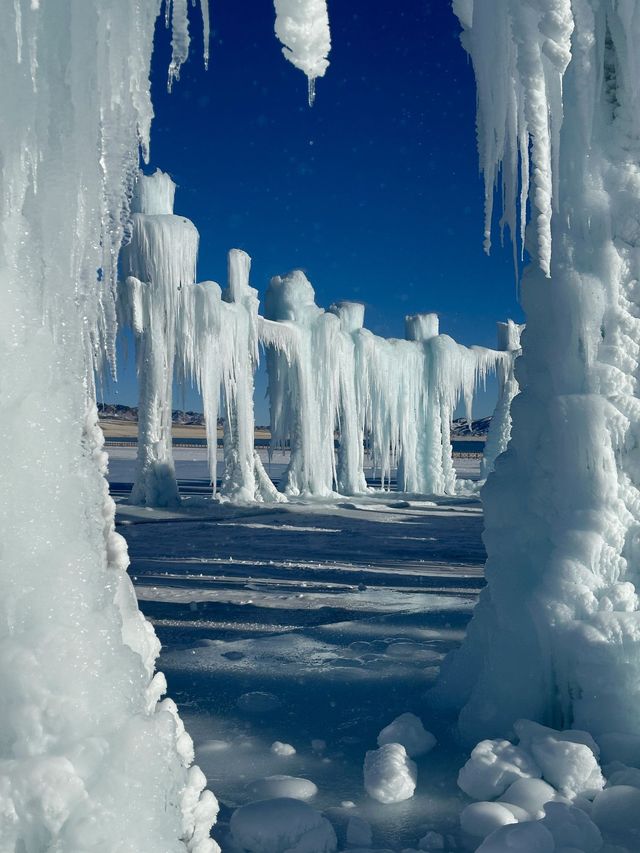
(0, 2), (216, 851)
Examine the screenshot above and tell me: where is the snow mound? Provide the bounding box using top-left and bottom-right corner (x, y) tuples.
(363, 743), (417, 804)
(591, 785), (640, 847)
(457, 739), (541, 800)
(498, 778), (558, 819)
(475, 821), (555, 853)
(230, 797), (337, 853)
(539, 802), (602, 853)
(246, 775), (318, 801)
(460, 802), (517, 839)
(377, 713), (436, 758)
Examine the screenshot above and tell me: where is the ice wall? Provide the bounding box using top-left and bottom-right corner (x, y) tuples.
(0, 1), (216, 850)
(435, 1), (640, 747)
(120, 170), (199, 508)
(480, 320), (523, 480)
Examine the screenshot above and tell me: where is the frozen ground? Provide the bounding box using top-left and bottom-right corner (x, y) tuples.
(110, 447), (485, 850)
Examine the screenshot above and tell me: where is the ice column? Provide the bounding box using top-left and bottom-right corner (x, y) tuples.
(480, 320), (523, 479)
(329, 302), (368, 494)
(0, 2), (216, 850)
(119, 170), (199, 508)
(265, 270), (339, 496)
(434, 1), (640, 745)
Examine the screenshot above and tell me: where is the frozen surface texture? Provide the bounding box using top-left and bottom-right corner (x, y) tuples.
(273, 0), (331, 105)
(0, 1), (215, 851)
(434, 0), (640, 752)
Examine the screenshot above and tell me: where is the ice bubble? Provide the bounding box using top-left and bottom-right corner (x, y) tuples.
(246, 775), (318, 801)
(237, 692), (281, 713)
(458, 739), (541, 800)
(230, 797), (337, 853)
(270, 741), (296, 757)
(377, 713), (437, 758)
(460, 801), (517, 839)
(363, 743), (417, 804)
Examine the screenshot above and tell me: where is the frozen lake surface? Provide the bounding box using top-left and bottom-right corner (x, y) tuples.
(110, 447), (485, 850)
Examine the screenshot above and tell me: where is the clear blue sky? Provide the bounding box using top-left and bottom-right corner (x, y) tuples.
(102, 0), (524, 424)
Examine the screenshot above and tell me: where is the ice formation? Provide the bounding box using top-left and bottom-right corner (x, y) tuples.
(377, 712), (437, 758)
(119, 169), (199, 507)
(229, 798), (337, 853)
(266, 273), (502, 497)
(363, 743), (417, 804)
(433, 0), (640, 758)
(273, 0), (331, 106)
(480, 321), (523, 480)
(0, 1), (216, 850)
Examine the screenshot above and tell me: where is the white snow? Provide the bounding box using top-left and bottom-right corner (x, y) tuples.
(271, 741), (296, 757)
(459, 802), (517, 840)
(457, 739), (541, 801)
(377, 713), (436, 759)
(363, 744), (417, 805)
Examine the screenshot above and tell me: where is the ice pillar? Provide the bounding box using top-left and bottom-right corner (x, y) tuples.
(119, 170), (199, 508)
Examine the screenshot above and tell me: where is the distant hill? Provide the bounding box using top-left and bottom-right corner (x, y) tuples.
(98, 403), (208, 426)
(451, 416), (491, 436)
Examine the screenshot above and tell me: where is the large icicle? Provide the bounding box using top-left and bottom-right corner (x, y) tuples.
(0, 2), (217, 850)
(434, 2), (640, 755)
(119, 169), (199, 508)
(273, 0), (331, 105)
(480, 320), (524, 479)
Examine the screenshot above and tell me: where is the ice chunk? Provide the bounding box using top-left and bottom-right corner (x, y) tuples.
(540, 802), (602, 852)
(498, 778), (558, 819)
(271, 742), (296, 757)
(460, 802), (517, 839)
(476, 821), (555, 853)
(246, 776), (318, 801)
(458, 740), (541, 801)
(363, 743), (417, 804)
(591, 785), (640, 846)
(273, 0), (331, 105)
(377, 713), (437, 758)
(230, 798), (337, 853)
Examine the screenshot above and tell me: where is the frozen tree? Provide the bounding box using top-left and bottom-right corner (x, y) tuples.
(120, 170), (199, 508)
(0, 1), (216, 850)
(273, 0), (331, 105)
(480, 320), (524, 480)
(435, 1), (640, 746)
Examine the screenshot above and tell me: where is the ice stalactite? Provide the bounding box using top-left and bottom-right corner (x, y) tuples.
(273, 0), (331, 106)
(328, 302), (369, 495)
(119, 169), (199, 508)
(435, 1), (640, 748)
(480, 320), (524, 480)
(0, 1), (217, 850)
(265, 270), (340, 497)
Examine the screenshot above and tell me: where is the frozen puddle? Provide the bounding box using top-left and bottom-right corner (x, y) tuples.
(118, 480), (485, 850)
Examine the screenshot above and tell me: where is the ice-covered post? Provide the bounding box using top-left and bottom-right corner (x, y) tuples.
(219, 250), (285, 503)
(119, 170), (199, 507)
(329, 301), (368, 494)
(265, 270), (339, 496)
(435, 2), (640, 744)
(480, 320), (523, 480)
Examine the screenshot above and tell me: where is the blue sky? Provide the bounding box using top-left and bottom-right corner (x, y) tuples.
(103, 0), (524, 423)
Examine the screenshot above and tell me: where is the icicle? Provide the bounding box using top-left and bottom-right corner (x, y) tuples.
(273, 0), (331, 105)
(200, 0), (210, 69)
(168, 0), (191, 91)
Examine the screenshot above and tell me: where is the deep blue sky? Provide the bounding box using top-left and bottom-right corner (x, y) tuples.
(104, 0), (524, 423)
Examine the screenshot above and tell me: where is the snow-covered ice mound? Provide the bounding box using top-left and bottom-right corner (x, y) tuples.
(230, 797), (337, 853)
(377, 712), (436, 758)
(363, 743), (416, 804)
(246, 775), (318, 801)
